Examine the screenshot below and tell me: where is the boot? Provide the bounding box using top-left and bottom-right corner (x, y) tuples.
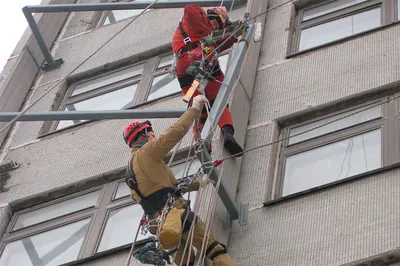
(212, 253), (236, 266)
(221, 125), (243, 157)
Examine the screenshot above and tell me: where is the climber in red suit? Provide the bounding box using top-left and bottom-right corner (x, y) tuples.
(172, 4), (243, 157)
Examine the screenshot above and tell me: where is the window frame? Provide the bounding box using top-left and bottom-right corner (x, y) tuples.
(269, 94), (400, 201)
(6, 187), (103, 234)
(97, 4), (152, 27)
(0, 187), (103, 265)
(45, 47), (234, 134)
(0, 154), (203, 264)
(290, 0), (399, 55)
(46, 54), (174, 133)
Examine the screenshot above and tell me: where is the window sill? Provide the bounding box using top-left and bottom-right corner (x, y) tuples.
(38, 91), (182, 138)
(286, 21), (400, 59)
(263, 162), (400, 206)
(59, 237), (155, 266)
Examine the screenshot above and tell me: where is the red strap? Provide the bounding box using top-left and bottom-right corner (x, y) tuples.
(174, 37), (202, 54)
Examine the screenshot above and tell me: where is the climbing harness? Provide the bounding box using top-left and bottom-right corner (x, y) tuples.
(125, 158), (183, 217)
(175, 21), (202, 58)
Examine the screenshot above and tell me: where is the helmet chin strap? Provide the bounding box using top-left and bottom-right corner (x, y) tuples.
(131, 129), (151, 149)
(143, 128), (149, 142)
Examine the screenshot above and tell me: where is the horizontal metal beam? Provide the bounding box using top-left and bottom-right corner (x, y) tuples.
(24, 0), (242, 13)
(0, 109), (186, 122)
(22, 0), (245, 70)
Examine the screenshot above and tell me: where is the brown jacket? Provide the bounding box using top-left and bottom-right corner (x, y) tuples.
(128, 107), (201, 202)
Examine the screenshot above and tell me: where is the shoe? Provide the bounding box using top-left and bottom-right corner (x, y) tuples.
(221, 125), (243, 157)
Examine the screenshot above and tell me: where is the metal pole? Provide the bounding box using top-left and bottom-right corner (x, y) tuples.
(22, 7), (55, 66)
(198, 143), (239, 220)
(201, 24), (255, 141)
(22, 0), (244, 71)
(24, 0), (241, 13)
(0, 109), (186, 122)
(22, 7), (64, 71)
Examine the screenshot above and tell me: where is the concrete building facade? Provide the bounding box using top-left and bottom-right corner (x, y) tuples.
(0, 0), (399, 266)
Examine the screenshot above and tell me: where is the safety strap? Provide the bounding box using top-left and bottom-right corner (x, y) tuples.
(125, 156), (146, 200)
(179, 21), (191, 44)
(206, 241), (227, 261)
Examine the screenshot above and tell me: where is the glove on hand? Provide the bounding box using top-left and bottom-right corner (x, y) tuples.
(192, 95), (208, 112)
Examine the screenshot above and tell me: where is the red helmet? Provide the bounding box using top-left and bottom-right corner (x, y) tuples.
(207, 7), (231, 29)
(123, 120), (152, 147)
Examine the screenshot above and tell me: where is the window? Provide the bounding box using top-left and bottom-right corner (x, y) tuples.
(292, 0), (399, 53)
(100, 0), (150, 26)
(100, 0), (189, 26)
(0, 159), (203, 265)
(52, 50), (232, 132)
(0, 189), (101, 266)
(274, 94), (400, 198)
(398, 0), (400, 19)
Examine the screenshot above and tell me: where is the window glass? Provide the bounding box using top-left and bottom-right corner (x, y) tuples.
(0, 218), (91, 266)
(183, 191), (197, 210)
(299, 7), (381, 51)
(71, 64), (143, 96)
(289, 104), (381, 145)
(171, 159), (202, 180)
(303, 0), (367, 21)
(97, 204), (148, 252)
(114, 182), (130, 200)
(103, 0), (151, 26)
(57, 84), (137, 130)
(158, 54), (175, 69)
(218, 53), (230, 73)
(147, 74), (180, 101)
(13, 191), (100, 231)
(103, 10), (144, 25)
(398, 0), (400, 20)
(282, 129), (381, 196)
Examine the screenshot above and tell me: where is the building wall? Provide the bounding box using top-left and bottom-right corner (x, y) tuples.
(230, 0), (400, 265)
(2, 0), (399, 265)
(0, 0), (76, 147)
(0, 1), (253, 266)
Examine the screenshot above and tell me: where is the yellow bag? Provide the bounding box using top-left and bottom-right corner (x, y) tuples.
(159, 207), (185, 249)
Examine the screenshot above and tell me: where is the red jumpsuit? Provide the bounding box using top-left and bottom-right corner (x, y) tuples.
(172, 4), (237, 135)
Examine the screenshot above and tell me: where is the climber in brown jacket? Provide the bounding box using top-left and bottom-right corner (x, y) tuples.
(123, 94), (235, 266)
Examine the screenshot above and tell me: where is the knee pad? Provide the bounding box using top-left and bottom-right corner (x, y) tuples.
(159, 207), (185, 249)
(206, 241), (228, 261)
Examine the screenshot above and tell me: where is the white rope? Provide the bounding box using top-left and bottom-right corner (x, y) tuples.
(199, 162), (225, 266)
(0, 0), (159, 135)
(222, 0), (236, 38)
(124, 214), (145, 266)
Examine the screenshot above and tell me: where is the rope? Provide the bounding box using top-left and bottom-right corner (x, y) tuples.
(200, 6), (269, 66)
(124, 214), (145, 266)
(221, 0), (235, 38)
(198, 152), (225, 266)
(175, 13), (253, 264)
(0, 0), (160, 135)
